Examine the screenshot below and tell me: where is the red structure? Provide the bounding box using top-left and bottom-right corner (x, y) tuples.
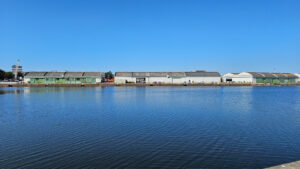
(106, 78), (114, 82)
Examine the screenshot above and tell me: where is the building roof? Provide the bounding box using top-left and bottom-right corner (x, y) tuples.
(273, 73), (288, 78)
(281, 73), (298, 78)
(132, 72), (149, 77)
(115, 71), (220, 77)
(25, 71), (102, 78)
(222, 73), (239, 77)
(83, 72), (102, 77)
(170, 72), (186, 77)
(185, 71), (220, 77)
(248, 72), (297, 78)
(65, 72), (84, 77)
(115, 72), (133, 77)
(24, 72), (47, 77)
(45, 72), (66, 77)
(149, 72), (169, 77)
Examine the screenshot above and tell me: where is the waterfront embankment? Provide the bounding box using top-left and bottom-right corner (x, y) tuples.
(1, 83), (300, 87)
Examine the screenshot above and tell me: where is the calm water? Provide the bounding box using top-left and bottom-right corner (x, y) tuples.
(1, 87), (300, 168)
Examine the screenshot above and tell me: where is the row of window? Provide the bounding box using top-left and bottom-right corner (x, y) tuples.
(256, 78), (296, 83)
(32, 78), (94, 81)
(30, 78), (97, 84)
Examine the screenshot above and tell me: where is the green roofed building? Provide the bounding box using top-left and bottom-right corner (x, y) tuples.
(222, 72), (298, 84)
(24, 71), (103, 84)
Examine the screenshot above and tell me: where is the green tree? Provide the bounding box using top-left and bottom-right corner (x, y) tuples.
(17, 72), (24, 78)
(105, 71), (114, 79)
(4, 72), (14, 80)
(0, 69), (5, 80)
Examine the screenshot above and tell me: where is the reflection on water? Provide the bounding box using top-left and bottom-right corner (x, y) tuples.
(0, 89), (23, 95)
(0, 87), (300, 168)
(220, 86), (254, 112)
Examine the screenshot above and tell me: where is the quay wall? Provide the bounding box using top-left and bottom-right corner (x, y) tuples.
(1, 83), (300, 87)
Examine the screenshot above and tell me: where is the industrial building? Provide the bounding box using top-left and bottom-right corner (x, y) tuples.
(115, 71), (221, 84)
(295, 73), (300, 83)
(222, 72), (298, 84)
(24, 71), (103, 84)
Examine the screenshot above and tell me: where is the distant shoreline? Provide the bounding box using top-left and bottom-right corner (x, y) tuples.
(1, 83), (300, 87)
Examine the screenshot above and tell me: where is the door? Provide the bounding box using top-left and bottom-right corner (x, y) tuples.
(136, 78), (146, 83)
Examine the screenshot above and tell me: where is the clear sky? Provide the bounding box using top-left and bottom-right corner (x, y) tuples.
(0, 0), (299, 74)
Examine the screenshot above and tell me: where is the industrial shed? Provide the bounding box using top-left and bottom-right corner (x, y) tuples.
(222, 72), (298, 84)
(115, 71), (221, 84)
(294, 73), (300, 83)
(24, 71), (103, 84)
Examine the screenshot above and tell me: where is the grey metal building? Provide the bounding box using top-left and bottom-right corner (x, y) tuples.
(115, 71), (221, 84)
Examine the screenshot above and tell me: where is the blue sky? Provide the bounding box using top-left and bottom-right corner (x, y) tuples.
(0, 0), (299, 74)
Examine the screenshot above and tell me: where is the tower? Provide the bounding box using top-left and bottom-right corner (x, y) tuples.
(12, 59), (22, 79)
(16, 60), (19, 79)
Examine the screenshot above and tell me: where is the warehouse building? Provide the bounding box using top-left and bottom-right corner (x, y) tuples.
(295, 73), (300, 83)
(24, 71), (103, 84)
(115, 71), (221, 84)
(222, 72), (298, 84)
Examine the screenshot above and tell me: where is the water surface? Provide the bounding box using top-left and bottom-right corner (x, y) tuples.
(1, 87), (300, 168)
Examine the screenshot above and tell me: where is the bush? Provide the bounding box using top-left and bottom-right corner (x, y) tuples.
(4, 72), (14, 80)
(17, 72), (24, 78)
(105, 71), (114, 79)
(0, 69), (5, 80)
